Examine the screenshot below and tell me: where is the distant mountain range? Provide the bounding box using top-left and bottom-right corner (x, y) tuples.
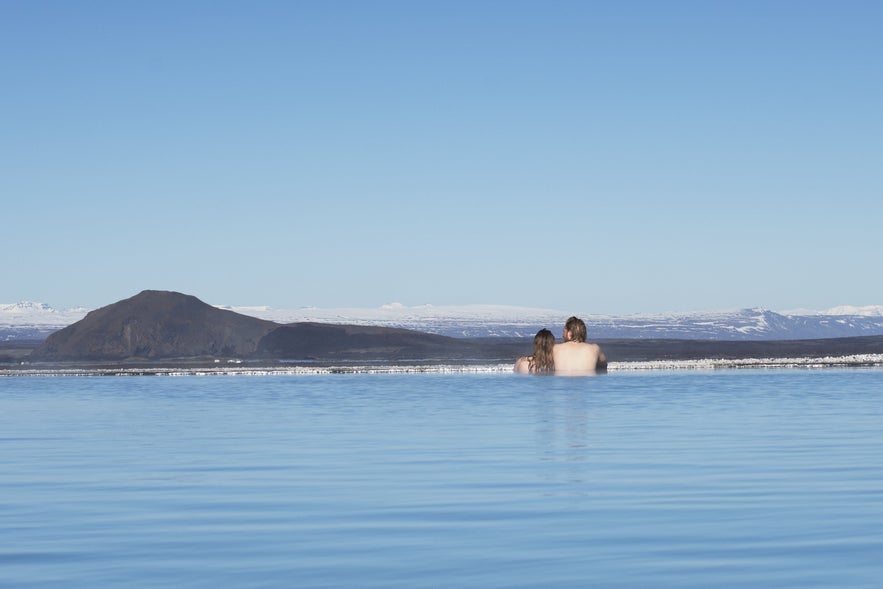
(4, 298), (883, 341)
(5, 291), (883, 366)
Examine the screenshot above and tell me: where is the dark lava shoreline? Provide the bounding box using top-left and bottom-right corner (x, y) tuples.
(597, 334), (883, 362)
(4, 335), (883, 375)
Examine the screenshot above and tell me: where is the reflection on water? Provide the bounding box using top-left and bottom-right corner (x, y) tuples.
(534, 386), (592, 490)
(2, 370), (883, 588)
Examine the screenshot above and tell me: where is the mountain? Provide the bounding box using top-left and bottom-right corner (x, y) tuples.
(12, 290), (883, 365)
(26, 290), (525, 363)
(8, 297), (883, 342)
(585, 308), (883, 340)
(1, 301), (89, 340)
(224, 303), (566, 338)
(256, 323), (517, 361)
(30, 291), (278, 361)
(820, 305), (883, 317)
(229, 305), (883, 341)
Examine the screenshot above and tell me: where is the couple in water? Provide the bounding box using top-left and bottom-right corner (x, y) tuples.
(514, 316), (607, 375)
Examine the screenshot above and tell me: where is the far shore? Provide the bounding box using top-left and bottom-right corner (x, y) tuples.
(4, 334), (883, 375)
(3, 353), (883, 377)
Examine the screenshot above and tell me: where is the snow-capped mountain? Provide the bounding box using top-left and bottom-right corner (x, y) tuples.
(0, 302), (90, 340)
(221, 305), (883, 340)
(584, 308), (883, 340)
(217, 303), (568, 338)
(812, 305), (883, 317)
(5, 300), (883, 341)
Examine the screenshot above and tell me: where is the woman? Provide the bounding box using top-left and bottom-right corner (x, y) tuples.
(514, 328), (555, 374)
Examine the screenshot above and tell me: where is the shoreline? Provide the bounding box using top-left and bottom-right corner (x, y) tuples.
(4, 353), (883, 377)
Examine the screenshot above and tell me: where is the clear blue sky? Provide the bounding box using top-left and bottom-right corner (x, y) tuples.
(3, 1), (881, 313)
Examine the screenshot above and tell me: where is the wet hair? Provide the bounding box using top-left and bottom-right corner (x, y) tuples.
(565, 316), (587, 343)
(529, 328), (555, 373)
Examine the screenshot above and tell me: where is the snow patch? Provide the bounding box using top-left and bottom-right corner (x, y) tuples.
(824, 305), (883, 317)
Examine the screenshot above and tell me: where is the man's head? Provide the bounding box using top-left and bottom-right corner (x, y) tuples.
(564, 316), (587, 343)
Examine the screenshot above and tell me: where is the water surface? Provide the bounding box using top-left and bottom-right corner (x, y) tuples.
(2, 369), (882, 587)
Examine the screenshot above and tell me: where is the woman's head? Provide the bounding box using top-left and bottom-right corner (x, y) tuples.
(530, 328), (555, 373)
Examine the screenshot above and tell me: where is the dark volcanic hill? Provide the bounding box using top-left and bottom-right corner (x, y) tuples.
(28, 290), (525, 363)
(257, 323), (517, 361)
(30, 290), (279, 361)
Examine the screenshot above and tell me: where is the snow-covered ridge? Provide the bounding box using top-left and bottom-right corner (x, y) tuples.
(217, 303), (568, 337)
(5, 301), (883, 341)
(1, 302), (54, 313)
(821, 305), (883, 317)
(1, 302), (90, 339)
(1, 301), (90, 319)
(220, 304), (883, 340)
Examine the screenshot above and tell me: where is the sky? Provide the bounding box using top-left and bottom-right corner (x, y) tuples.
(3, 1), (881, 314)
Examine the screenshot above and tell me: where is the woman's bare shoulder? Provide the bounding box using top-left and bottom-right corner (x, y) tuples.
(514, 356), (532, 374)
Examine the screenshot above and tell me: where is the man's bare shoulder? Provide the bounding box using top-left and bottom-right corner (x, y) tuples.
(553, 341), (604, 373)
(555, 341), (598, 353)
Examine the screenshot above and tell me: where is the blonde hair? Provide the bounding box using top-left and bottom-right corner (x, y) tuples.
(529, 329), (555, 373)
(565, 316), (587, 343)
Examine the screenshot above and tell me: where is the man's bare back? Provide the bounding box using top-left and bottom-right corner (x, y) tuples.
(552, 341), (606, 374)
(552, 316), (608, 375)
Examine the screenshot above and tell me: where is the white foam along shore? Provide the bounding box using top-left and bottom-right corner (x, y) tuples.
(4, 354), (883, 377)
(609, 353), (883, 370)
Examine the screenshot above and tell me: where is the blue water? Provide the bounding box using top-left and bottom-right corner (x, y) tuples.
(2, 369), (882, 588)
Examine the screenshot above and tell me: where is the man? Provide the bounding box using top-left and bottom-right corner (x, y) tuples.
(552, 316), (607, 374)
